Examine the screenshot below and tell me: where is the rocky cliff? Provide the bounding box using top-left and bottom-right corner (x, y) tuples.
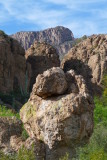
(0, 31), (31, 94)
(61, 34), (107, 95)
(20, 67), (94, 160)
(26, 41), (60, 91)
(11, 26), (74, 59)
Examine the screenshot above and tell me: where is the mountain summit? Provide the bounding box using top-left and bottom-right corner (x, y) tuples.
(11, 26), (74, 59)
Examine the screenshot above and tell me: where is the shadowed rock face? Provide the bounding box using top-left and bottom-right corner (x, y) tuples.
(61, 34), (107, 95)
(0, 117), (22, 154)
(11, 26), (74, 59)
(0, 32), (31, 94)
(25, 42), (60, 91)
(20, 67), (94, 160)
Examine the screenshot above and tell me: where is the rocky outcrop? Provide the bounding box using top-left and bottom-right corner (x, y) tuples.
(20, 67), (94, 160)
(34, 67), (67, 98)
(26, 42), (60, 91)
(0, 31), (31, 94)
(0, 116), (43, 156)
(10, 136), (45, 159)
(0, 117), (22, 154)
(61, 34), (107, 94)
(11, 26), (74, 59)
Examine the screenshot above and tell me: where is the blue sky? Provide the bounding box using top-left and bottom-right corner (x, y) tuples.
(0, 0), (107, 37)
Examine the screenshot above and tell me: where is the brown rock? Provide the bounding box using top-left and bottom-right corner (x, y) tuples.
(61, 34), (107, 94)
(0, 31), (31, 94)
(33, 67), (67, 98)
(20, 68), (94, 160)
(0, 117), (22, 153)
(10, 135), (23, 151)
(10, 136), (45, 160)
(26, 41), (60, 91)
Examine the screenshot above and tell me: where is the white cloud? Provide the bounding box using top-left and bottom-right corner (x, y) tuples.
(0, 0), (66, 28)
(0, 0), (107, 36)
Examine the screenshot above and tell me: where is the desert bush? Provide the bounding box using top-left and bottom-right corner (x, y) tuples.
(72, 35), (87, 47)
(73, 75), (107, 160)
(59, 153), (69, 160)
(21, 127), (29, 141)
(0, 30), (7, 38)
(16, 146), (35, 160)
(0, 146), (35, 160)
(0, 105), (19, 119)
(75, 124), (107, 160)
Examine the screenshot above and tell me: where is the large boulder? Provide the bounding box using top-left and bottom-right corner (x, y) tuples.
(25, 41), (60, 91)
(0, 31), (31, 94)
(20, 68), (94, 160)
(61, 34), (107, 94)
(33, 67), (67, 98)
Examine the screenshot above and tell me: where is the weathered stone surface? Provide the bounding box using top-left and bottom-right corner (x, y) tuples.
(61, 34), (107, 94)
(26, 41), (60, 91)
(10, 136), (45, 160)
(10, 135), (23, 151)
(0, 31), (31, 94)
(33, 67), (67, 98)
(20, 68), (94, 160)
(11, 26), (74, 59)
(0, 117), (22, 153)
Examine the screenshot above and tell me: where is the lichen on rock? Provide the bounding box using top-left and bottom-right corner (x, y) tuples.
(20, 67), (94, 160)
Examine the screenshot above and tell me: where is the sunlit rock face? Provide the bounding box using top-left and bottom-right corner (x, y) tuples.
(20, 67), (94, 160)
(61, 34), (107, 95)
(11, 26), (74, 59)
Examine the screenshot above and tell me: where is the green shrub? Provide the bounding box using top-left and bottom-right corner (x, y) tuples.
(74, 75), (107, 160)
(21, 128), (29, 141)
(94, 75), (107, 126)
(0, 105), (20, 119)
(59, 153), (69, 160)
(16, 146), (35, 160)
(0, 30), (8, 38)
(0, 146), (35, 160)
(72, 35), (87, 47)
(94, 97), (107, 126)
(0, 151), (16, 160)
(74, 125), (107, 160)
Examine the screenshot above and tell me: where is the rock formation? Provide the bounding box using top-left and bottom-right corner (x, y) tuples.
(11, 26), (74, 59)
(26, 41), (60, 91)
(20, 67), (94, 160)
(0, 116), (43, 156)
(0, 117), (22, 154)
(0, 31), (31, 94)
(34, 67), (67, 98)
(61, 34), (107, 94)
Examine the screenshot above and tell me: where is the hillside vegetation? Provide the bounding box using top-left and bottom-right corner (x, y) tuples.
(73, 75), (107, 160)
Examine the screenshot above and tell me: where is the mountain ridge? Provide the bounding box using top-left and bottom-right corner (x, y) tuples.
(11, 26), (74, 59)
